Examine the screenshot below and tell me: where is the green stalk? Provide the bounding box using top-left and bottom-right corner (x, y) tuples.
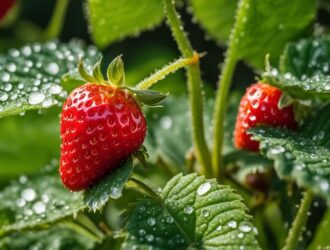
(212, 0), (250, 179)
(282, 190), (313, 250)
(163, 0), (212, 177)
(136, 55), (199, 90)
(45, 0), (70, 40)
(130, 177), (161, 202)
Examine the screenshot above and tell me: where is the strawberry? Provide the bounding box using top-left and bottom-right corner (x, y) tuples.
(234, 82), (297, 151)
(0, 0), (15, 21)
(60, 57), (166, 191)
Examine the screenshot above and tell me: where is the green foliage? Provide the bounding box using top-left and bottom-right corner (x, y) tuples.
(87, 0), (164, 48)
(190, 0), (238, 44)
(234, 0), (316, 68)
(0, 169), (85, 235)
(0, 225), (96, 250)
(265, 37), (330, 100)
(0, 109), (60, 179)
(308, 209), (330, 250)
(0, 40), (101, 118)
(125, 173), (260, 249)
(190, 0), (316, 68)
(84, 157), (133, 212)
(250, 104), (330, 203)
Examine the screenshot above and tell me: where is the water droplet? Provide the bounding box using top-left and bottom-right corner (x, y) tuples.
(46, 62), (60, 75)
(320, 181), (329, 191)
(19, 175), (28, 184)
(197, 182), (211, 196)
(1, 72), (10, 82)
(33, 201), (46, 214)
(269, 145), (285, 155)
(28, 92), (45, 105)
(146, 234), (154, 242)
(227, 220), (237, 228)
(160, 116), (173, 129)
(238, 232), (244, 239)
(183, 206), (194, 215)
(138, 229), (146, 236)
(16, 198), (26, 207)
(166, 216), (174, 224)
(147, 217), (156, 226)
(21, 188), (37, 202)
(7, 63), (16, 72)
(239, 222), (252, 232)
(49, 84), (62, 94)
(202, 209), (210, 217)
(110, 186), (121, 199)
(0, 92), (8, 101)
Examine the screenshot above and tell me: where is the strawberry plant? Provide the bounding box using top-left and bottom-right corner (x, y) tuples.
(0, 0), (329, 249)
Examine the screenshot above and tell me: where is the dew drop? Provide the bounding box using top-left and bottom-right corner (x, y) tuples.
(16, 198), (26, 207)
(216, 225), (222, 231)
(49, 84), (62, 94)
(1, 72), (10, 82)
(110, 187), (121, 199)
(146, 234), (154, 242)
(183, 206), (194, 215)
(239, 222), (252, 232)
(0, 92), (9, 101)
(227, 220), (237, 229)
(147, 217), (156, 226)
(160, 116), (173, 129)
(33, 201), (46, 214)
(202, 209), (210, 217)
(46, 62), (60, 75)
(197, 182), (211, 196)
(28, 92), (46, 105)
(21, 188), (37, 202)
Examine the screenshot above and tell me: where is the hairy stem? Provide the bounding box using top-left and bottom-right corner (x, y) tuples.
(136, 55), (199, 90)
(282, 190), (313, 250)
(45, 0), (70, 40)
(163, 0), (212, 177)
(212, 0), (250, 179)
(129, 177), (161, 202)
(61, 221), (102, 242)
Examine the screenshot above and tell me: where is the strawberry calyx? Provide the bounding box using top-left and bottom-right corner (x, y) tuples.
(78, 56), (167, 107)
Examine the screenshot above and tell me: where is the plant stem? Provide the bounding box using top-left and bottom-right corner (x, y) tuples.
(282, 190), (313, 250)
(212, 0), (249, 179)
(136, 55), (199, 90)
(61, 221), (102, 242)
(129, 177), (161, 202)
(45, 0), (70, 40)
(76, 213), (105, 240)
(163, 0), (212, 177)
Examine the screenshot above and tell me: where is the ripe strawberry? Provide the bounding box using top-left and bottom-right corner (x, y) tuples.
(234, 82), (297, 151)
(60, 57), (165, 191)
(0, 0), (15, 21)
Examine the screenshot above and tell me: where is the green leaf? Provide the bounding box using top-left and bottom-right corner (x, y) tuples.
(131, 89), (168, 106)
(264, 37), (330, 100)
(0, 225), (96, 250)
(280, 36), (330, 78)
(124, 173), (260, 249)
(87, 0), (164, 48)
(84, 157), (133, 212)
(249, 104), (330, 203)
(190, 0), (238, 44)
(308, 209), (330, 250)
(0, 109), (60, 180)
(107, 55), (125, 86)
(0, 170), (85, 235)
(0, 40), (101, 118)
(235, 0), (316, 68)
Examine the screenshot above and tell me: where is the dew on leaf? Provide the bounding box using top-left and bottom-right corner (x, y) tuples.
(21, 188), (37, 202)
(183, 206), (194, 215)
(227, 220), (237, 229)
(110, 186), (121, 199)
(147, 217), (156, 226)
(197, 182), (211, 196)
(28, 92), (46, 105)
(33, 201), (46, 214)
(239, 222), (252, 232)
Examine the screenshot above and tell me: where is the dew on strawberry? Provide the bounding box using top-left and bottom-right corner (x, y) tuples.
(59, 56), (166, 191)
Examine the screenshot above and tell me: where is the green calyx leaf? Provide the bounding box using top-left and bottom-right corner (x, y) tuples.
(133, 146), (149, 169)
(92, 57), (105, 82)
(124, 173), (261, 249)
(107, 55), (125, 86)
(129, 88), (168, 106)
(249, 104), (330, 203)
(78, 58), (98, 83)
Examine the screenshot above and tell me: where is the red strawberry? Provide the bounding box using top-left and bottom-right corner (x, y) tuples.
(234, 82), (297, 151)
(59, 57), (166, 191)
(0, 0), (15, 21)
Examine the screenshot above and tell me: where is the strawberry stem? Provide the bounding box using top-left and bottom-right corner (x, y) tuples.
(136, 55), (199, 90)
(129, 177), (161, 202)
(163, 0), (213, 178)
(212, 0), (250, 180)
(45, 0), (70, 40)
(283, 190), (313, 250)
